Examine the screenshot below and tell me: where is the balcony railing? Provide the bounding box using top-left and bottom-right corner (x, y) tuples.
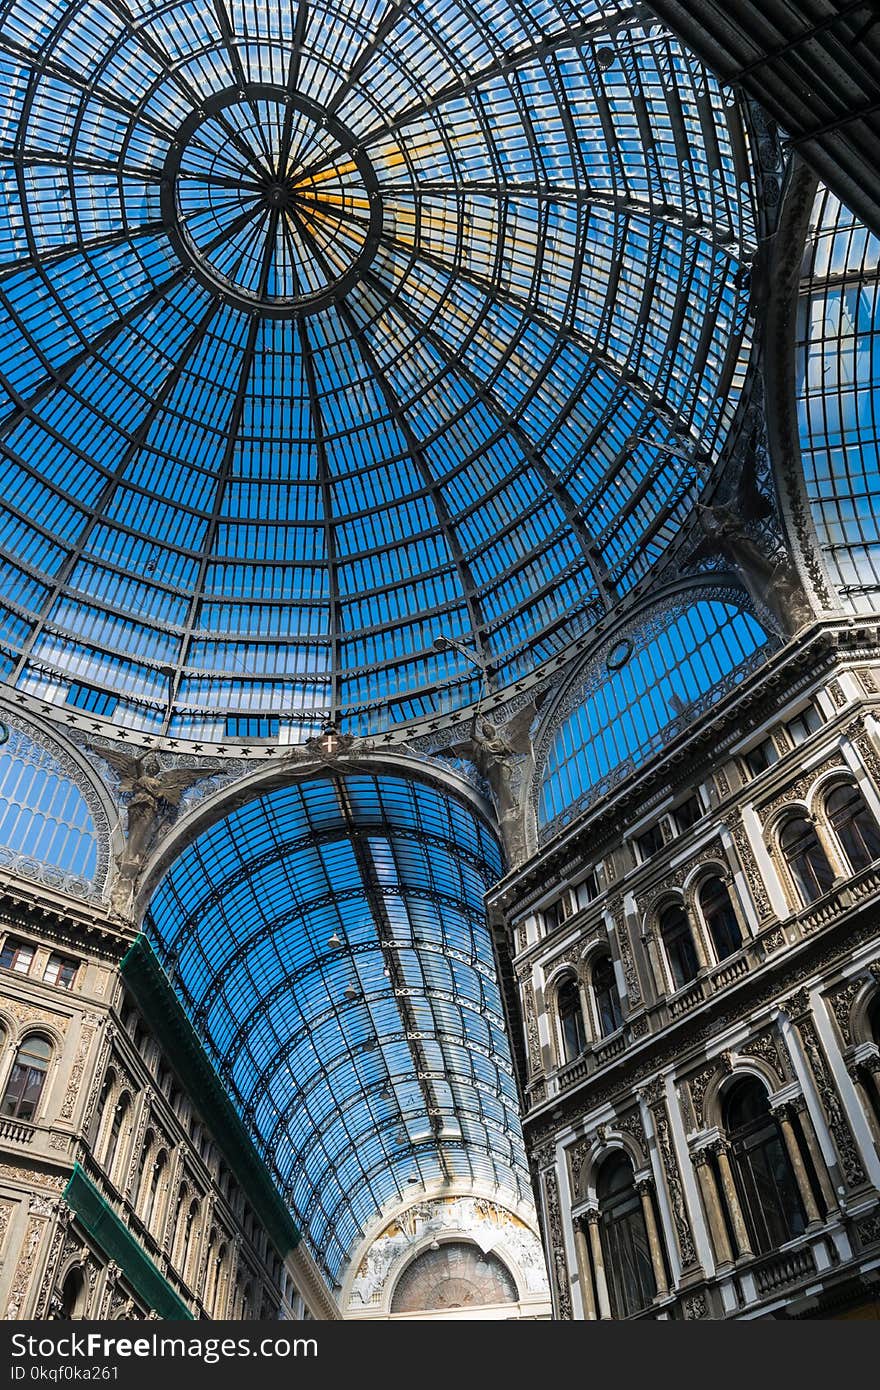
(0, 1116), (34, 1144)
(752, 1244), (817, 1296)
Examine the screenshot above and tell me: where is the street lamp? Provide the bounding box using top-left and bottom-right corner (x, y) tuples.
(431, 634), (488, 670)
(624, 433), (712, 471)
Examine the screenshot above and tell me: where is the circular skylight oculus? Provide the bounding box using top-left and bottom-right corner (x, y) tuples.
(162, 87), (382, 316)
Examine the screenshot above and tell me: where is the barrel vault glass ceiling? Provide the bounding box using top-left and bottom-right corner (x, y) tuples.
(0, 0), (759, 742)
(145, 771), (529, 1286)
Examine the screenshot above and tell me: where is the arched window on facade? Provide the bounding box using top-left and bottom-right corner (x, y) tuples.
(592, 954), (623, 1036)
(142, 1146), (167, 1234)
(557, 975), (586, 1063)
(723, 1077), (806, 1254)
(171, 1185), (189, 1268)
(202, 1228), (218, 1311)
(869, 992), (880, 1048)
(183, 1199), (201, 1285)
(658, 903), (700, 990)
(778, 816), (835, 905)
(1, 1034), (51, 1121)
(105, 1091), (132, 1186)
(825, 784), (880, 875)
(56, 1268), (87, 1319)
(213, 1244), (229, 1318)
(698, 877), (742, 961)
(597, 1152), (656, 1318)
(95, 1069), (115, 1155)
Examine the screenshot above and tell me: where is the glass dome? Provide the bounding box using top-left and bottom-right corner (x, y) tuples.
(145, 771), (529, 1285)
(0, 0), (757, 742)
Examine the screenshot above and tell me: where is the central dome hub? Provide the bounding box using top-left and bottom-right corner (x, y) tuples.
(266, 181), (293, 210)
(161, 86), (382, 317)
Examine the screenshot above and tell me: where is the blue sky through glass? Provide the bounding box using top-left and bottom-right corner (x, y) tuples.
(146, 772), (529, 1285)
(539, 598), (772, 831)
(0, 0), (757, 740)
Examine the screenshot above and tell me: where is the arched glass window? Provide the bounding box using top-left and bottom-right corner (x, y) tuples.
(557, 976), (586, 1063)
(56, 1268), (87, 1320)
(724, 1078), (806, 1254)
(592, 955), (623, 1037)
(1, 1034), (51, 1120)
(779, 816), (835, 904)
(213, 1245), (229, 1318)
(184, 1200), (200, 1284)
(171, 1186), (189, 1267)
(142, 1147), (167, 1233)
(869, 993), (880, 1048)
(202, 1229), (219, 1310)
(106, 1091), (132, 1185)
(658, 904), (700, 989)
(698, 877), (742, 961)
(825, 784), (880, 875)
(597, 1152), (656, 1318)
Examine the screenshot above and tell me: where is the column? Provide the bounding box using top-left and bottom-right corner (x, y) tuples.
(774, 1104), (821, 1226)
(712, 1141), (753, 1259)
(636, 1179), (669, 1297)
(573, 1218), (597, 1320)
(791, 1097), (839, 1214)
(640, 931), (667, 997)
(585, 1210), (612, 1319)
(691, 1148), (733, 1267)
(850, 1057), (880, 1140)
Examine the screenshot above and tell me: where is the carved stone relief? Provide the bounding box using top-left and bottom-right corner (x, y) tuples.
(541, 1166), (573, 1320)
(755, 754), (849, 825)
(826, 976), (868, 1048)
(522, 982), (542, 1079)
(729, 821), (773, 920)
(4, 1206), (51, 1318)
(640, 1083), (698, 1269)
(607, 896), (642, 1007)
(739, 1029), (792, 1084)
(59, 1016), (99, 1122)
(686, 1053), (733, 1130)
(792, 1011), (867, 1189)
(3, 999), (67, 1032)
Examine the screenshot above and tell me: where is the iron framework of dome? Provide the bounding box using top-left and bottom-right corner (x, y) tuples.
(0, 0), (758, 744)
(144, 771), (529, 1286)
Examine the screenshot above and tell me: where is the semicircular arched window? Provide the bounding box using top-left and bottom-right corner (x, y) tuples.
(796, 188), (880, 612)
(1, 1033), (52, 1121)
(0, 726), (101, 896)
(723, 1077), (806, 1253)
(557, 975), (587, 1062)
(698, 877), (743, 961)
(592, 954), (623, 1037)
(658, 903), (700, 990)
(778, 815), (835, 905)
(538, 599), (772, 835)
(597, 1151), (657, 1318)
(390, 1242), (518, 1315)
(825, 783), (880, 875)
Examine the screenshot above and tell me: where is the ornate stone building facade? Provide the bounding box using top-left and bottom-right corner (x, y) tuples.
(490, 628), (880, 1319)
(0, 873), (338, 1320)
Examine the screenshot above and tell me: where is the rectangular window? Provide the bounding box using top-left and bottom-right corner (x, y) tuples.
(66, 682), (118, 717)
(635, 824), (664, 861)
(786, 705), (822, 746)
(673, 794), (703, 833)
(574, 870), (598, 910)
(0, 940), (34, 975)
(224, 715), (280, 740)
(745, 736), (779, 777)
(543, 899), (564, 933)
(42, 954), (78, 990)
